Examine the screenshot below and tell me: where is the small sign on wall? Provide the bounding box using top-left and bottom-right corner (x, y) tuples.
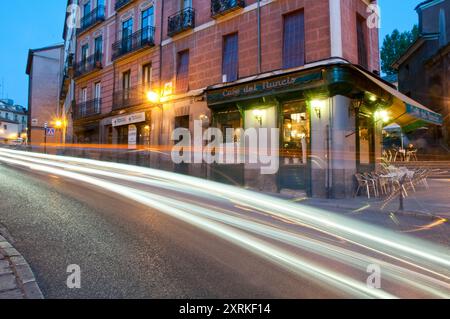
(31, 119), (38, 126)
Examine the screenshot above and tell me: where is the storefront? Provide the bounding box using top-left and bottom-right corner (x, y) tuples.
(111, 111), (152, 148)
(206, 59), (443, 198)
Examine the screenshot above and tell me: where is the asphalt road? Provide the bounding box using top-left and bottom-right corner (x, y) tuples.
(0, 163), (326, 299)
(0, 149), (449, 299)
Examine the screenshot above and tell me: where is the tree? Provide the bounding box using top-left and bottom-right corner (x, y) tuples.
(381, 25), (419, 75)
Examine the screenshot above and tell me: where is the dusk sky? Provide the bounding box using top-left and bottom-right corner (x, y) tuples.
(0, 0), (420, 108)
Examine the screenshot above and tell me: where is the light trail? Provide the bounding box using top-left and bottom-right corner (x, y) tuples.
(1, 148), (450, 298)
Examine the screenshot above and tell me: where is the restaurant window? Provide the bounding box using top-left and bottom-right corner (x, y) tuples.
(176, 50), (190, 93)
(222, 33), (239, 83)
(282, 101), (309, 164)
(142, 63), (152, 88)
(283, 10), (305, 69)
(215, 110), (242, 143)
(357, 14), (368, 69)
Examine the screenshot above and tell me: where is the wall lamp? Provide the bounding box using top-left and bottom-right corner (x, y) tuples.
(147, 90), (160, 104)
(253, 109), (265, 126)
(311, 99), (326, 119)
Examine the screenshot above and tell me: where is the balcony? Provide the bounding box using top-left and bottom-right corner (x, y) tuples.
(115, 0), (134, 11)
(73, 53), (103, 78)
(113, 84), (151, 110)
(168, 7), (195, 37)
(112, 27), (156, 60)
(211, 0), (245, 18)
(74, 99), (101, 120)
(78, 5), (105, 35)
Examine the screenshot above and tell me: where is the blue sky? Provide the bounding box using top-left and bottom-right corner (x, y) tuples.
(0, 0), (420, 108)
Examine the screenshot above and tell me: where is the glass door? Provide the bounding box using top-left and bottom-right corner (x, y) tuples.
(141, 7), (154, 43)
(122, 19), (133, 53)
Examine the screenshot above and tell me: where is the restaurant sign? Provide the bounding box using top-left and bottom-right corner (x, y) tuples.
(112, 112), (146, 127)
(207, 71), (323, 105)
(406, 104), (442, 125)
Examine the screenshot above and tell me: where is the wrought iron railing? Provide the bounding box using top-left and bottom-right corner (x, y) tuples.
(113, 84), (152, 110)
(115, 0), (134, 11)
(73, 53), (103, 78)
(74, 99), (102, 120)
(168, 7), (195, 37)
(112, 26), (156, 60)
(78, 5), (105, 34)
(211, 0), (245, 18)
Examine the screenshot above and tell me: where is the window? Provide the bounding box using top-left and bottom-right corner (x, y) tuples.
(222, 33), (239, 82)
(141, 7), (154, 43)
(357, 15), (368, 69)
(83, 1), (91, 16)
(3, 124), (7, 130)
(439, 9), (447, 47)
(122, 19), (133, 52)
(123, 70), (131, 99)
(176, 50), (190, 92)
(81, 44), (89, 63)
(142, 63), (152, 88)
(80, 87), (88, 116)
(94, 36), (103, 61)
(283, 11), (305, 69)
(94, 82), (101, 110)
(182, 0), (192, 9)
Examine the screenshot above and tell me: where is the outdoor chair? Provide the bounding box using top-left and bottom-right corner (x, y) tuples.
(354, 173), (378, 199)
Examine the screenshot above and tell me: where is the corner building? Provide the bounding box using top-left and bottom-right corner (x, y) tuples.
(72, 0), (442, 198)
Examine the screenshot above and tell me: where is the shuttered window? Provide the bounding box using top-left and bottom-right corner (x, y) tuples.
(357, 15), (368, 69)
(283, 10), (305, 69)
(222, 33), (239, 82)
(176, 50), (190, 92)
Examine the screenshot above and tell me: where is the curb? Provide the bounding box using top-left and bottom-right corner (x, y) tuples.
(0, 235), (44, 299)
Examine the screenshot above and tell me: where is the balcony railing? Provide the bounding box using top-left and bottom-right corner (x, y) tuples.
(78, 5), (105, 34)
(211, 0), (245, 18)
(168, 7), (195, 37)
(113, 84), (151, 110)
(74, 99), (102, 120)
(73, 53), (103, 78)
(115, 0), (134, 11)
(112, 26), (156, 60)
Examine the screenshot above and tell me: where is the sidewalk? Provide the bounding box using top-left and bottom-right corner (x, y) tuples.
(0, 234), (43, 299)
(301, 178), (450, 219)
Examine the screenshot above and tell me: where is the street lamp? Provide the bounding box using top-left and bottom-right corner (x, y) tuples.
(147, 90), (160, 103)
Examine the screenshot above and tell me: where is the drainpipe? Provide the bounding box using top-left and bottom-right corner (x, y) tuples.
(257, 0), (262, 73)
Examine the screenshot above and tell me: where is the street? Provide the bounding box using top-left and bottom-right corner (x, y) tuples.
(0, 149), (449, 299)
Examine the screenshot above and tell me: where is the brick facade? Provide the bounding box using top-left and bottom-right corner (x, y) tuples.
(72, 0), (380, 145)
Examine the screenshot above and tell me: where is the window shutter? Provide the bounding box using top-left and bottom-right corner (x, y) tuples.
(283, 11), (305, 69)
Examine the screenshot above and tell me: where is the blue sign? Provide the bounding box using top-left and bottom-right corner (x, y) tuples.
(46, 128), (55, 136)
